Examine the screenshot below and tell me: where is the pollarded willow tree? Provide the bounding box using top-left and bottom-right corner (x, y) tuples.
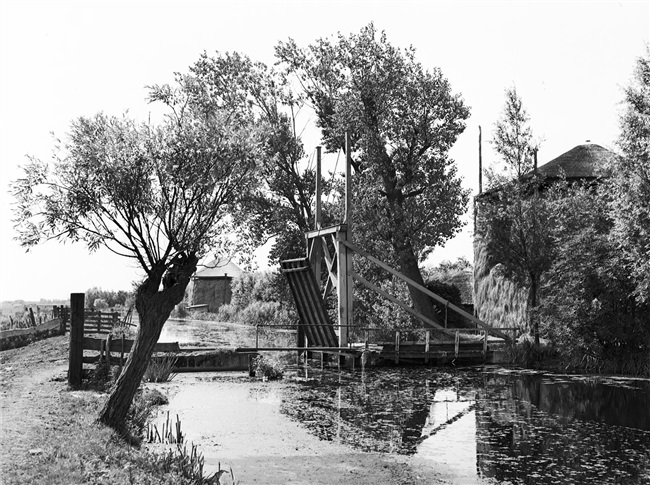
(12, 94), (261, 430)
(275, 24), (470, 328)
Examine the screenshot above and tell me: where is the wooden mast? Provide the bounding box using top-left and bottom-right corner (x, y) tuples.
(313, 146), (323, 282)
(337, 133), (354, 347)
(478, 125), (483, 195)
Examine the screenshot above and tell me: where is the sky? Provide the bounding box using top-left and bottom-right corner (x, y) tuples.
(0, 0), (648, 302)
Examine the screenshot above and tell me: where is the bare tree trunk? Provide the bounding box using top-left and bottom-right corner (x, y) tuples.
(528, 273), (539, 346)
(97, 254), (197, 433)
(394, 241), (448, 339)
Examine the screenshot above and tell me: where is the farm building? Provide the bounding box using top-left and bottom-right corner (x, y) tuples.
(187, 259), (243, 313)
(473, 142), (620, 333)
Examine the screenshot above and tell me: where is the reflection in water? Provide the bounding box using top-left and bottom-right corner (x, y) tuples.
(281, 366), (650, 484)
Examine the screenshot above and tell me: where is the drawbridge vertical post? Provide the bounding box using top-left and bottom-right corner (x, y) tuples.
(301, 147), (324, 355)
(313, 146), (322, 283)
(338, 133), (354, 348)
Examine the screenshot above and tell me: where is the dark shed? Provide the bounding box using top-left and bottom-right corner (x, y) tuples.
(187, 260), (243, 313)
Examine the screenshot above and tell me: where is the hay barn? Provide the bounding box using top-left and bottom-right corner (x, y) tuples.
(187, 260), (243, 313)
(473, 142), (620, 333)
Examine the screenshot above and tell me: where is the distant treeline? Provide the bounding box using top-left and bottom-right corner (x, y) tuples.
(85, 287), (132, 309)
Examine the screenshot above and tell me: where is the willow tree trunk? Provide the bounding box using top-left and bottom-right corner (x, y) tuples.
(394, 241), (447, 339)
(380, 166), (447, 339)
(528, 273), (540, 346)
(97, 255), (197, 432)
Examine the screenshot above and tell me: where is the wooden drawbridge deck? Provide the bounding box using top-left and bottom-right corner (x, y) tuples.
(280, 258), (339, 348)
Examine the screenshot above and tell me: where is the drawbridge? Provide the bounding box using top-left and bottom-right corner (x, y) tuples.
(273, 223), (514, 365)
(237, 137), (515, 365)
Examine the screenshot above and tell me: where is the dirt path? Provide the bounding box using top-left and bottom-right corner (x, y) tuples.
(0, 336), (69, 481)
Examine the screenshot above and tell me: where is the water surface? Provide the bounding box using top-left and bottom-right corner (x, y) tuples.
(150, 325), (650, 484)
(281, 365), (650, 484)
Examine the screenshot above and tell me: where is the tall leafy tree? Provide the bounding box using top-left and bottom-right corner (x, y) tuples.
(477, 87), (551, 344)
(612, 47), (650, 302)
(275, 24), (470, 328)
(12, 90), (260, 430)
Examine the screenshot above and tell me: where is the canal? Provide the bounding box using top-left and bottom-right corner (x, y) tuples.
(150, 360), (650, 484)
(282, 365), (650, 483)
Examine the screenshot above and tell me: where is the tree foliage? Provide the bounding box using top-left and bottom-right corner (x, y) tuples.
(539, 181), (650, 374)
(217, 271), (295, 328)
(86, 287), (130, 309)
(276, 24), (470, 328)
(152, 51), (339, 265)
(488, 86), (538, 182)
(611, 47), (650, 302)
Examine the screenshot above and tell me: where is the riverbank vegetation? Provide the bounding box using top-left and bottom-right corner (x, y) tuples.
(479, 50), (650, 376)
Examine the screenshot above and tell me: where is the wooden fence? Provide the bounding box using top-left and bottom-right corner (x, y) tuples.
(81, 334), (180, 366)
(0, 318), (67, 351)
(54, 305), (126, 335)
(67, 293), (179, 385)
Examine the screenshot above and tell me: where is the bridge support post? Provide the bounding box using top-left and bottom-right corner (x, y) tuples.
(425, 331), (430, 364)
(337, 228), (352, 348)
(337, 133), (354, 349)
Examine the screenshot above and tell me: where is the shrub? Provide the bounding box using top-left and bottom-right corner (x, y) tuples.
(251, 354), (284, 380)
(217, 271), (296, 331)
(239, 301), (282, 327)
(127, 389), (168, 439)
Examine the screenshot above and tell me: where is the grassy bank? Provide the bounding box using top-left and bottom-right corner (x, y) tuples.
(0, 335), (230, 485)
(4, 386), (226, 485)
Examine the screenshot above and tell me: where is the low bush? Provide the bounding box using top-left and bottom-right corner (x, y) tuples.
(251, 354), (284, 380)
(217, 271), (296, 329)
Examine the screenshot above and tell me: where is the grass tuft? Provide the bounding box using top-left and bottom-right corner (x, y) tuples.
(143, 354), (178, 383)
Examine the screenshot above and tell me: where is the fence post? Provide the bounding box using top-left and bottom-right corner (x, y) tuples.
(394, 331), (400, 364)
(106, 334), (112, 375)
(483, 330), (488, 358)
(120, 333), (125, 369)
(59, 305), (67, 334)
(296, 324), (305, 359)
(425, 331), (430, 364)
(68, 293), (85, 387)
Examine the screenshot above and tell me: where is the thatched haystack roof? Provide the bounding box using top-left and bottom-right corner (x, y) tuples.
(478, 142), (620, 200)
(533, 142), (619, 180)
(193, 259), (243, 280)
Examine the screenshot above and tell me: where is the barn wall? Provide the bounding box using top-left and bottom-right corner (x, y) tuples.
(473, 234), (528, 332)
(189, 277), (233, 313)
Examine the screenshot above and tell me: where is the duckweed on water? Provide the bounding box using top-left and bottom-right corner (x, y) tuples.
(281, 366), (650, 484)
